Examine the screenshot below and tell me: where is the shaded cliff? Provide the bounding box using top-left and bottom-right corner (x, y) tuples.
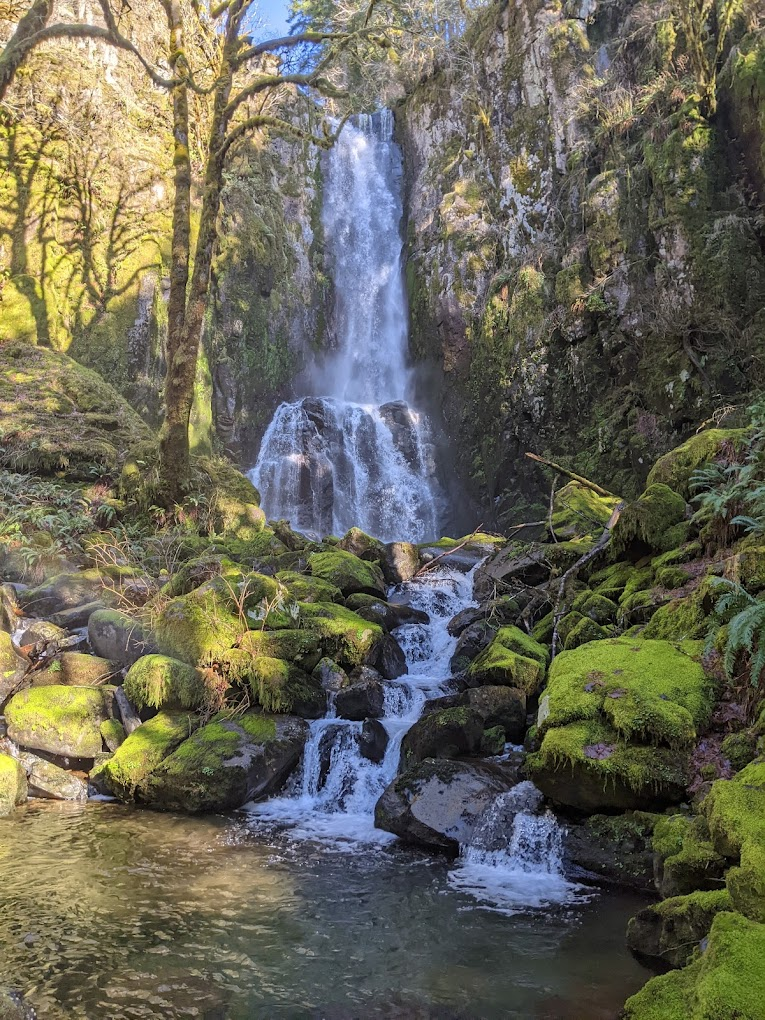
(399, 0), (765, 526)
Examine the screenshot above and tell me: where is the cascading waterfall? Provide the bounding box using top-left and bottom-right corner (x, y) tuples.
(251, 112), (444, 543)
(246, 564), (477, 844)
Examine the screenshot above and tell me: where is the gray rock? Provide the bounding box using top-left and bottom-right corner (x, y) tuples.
(359, 719), (389, 764)
(88, 609), (157, 666)
(381, 542), (420, 584)
(399, 706), (484, 771)
(18, 751), (88, 801)
(335, 670), (386, 721)
(368, 633), (408, 679)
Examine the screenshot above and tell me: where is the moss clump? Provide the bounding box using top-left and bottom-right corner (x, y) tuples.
(571, 591), (618, 625)
(0, 752), (27, 815)
(276, 571), (342, 604)
(627, 890), (733, 970)
(612, 484), (687, 558)
(297, 602), (383, 669)
(720, 731), (758, 772)
(308, 550), (386, 597)
(155, 582), (242, 666)
(590, 561), (638, 600)
(550, 481), (620, 541)
(643, 589), (710, 641)
(538, 638), (713, 749)
(246, 656), (325, 716)
(622, 911), (765, 1019)
(5, 684), (111, 757)
(532, 611), (554, 644)
(647, 429), (751, 499)
(194, 456), (265, 541)
(563, 616), (610, 650)
(527, 719), (689, 812)
(100, 717), (126, 752)
(468, 626), (549, 694)
(165, 556), (245, 598)
(239, 628), (322, 671)
(654, 814), (727, 898)
(124, 654), (208, 711)
(92, 711), (199, 801)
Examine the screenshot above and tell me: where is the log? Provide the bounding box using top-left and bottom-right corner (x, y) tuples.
(114, 687), (142, 734)
(525, 452), (617, 499)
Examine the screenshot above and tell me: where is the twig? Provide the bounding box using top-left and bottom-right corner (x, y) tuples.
(548, 474), (560, 544)
(525, 452), (617, 499)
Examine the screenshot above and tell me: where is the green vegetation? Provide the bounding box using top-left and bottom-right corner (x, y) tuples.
(93, 711), (199, 801)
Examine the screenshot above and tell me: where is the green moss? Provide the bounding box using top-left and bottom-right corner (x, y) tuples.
(124, 654), (207, 711)
(571, 591), (618, 625)
(622, 912), (765, 1019)
(100, 717), (126, 751)
(308, 550), (386, 597)
(0, 752), (27, 815)
(246, 656), (324, 715)
(720, 731), (758, 772)
(590, 561), (638, 600)
(276, 571), (342, 604)
(550, 481), (620, 541)
(658, 816), (727, 899)
(155, 582), (242, 666)
(195, 456), (265, 541)
(629, 890), (733, 971)
(563, 615), (610, 649)
(468, 626), (549, 694)
(297, 602), (383, 669)
(92, 710), (199, 801)
(612, 484), (687, 557)
(532, 611), (554, 644)
(647, 429), (751, 499)
(643, 588), (710, 640)
(5, 684), (111, 757)
(538, 637), (713, 749)
(239, 629), (322, 671)
(165, 556), (245, 598)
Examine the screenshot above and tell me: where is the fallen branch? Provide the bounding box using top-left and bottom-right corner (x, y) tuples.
(550, 501), (625, 659)
(414, 525), (484, 578)
(548, 474), (560, 545)
(525, 452), (617, 499)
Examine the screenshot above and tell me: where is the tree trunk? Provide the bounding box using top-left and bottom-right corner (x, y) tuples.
(0, 0), (54, 101)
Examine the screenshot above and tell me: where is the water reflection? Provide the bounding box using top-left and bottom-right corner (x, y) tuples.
(0, 802), (650, 1019)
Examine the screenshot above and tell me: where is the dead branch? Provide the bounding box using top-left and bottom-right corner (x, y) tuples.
(525, 452), (617, 499)
(414, 525), (484, 578)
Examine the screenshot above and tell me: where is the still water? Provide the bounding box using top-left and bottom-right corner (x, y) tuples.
(0, 802), (650, 1020)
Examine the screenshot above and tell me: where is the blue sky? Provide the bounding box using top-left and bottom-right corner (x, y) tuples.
(257, 0), (290, 35)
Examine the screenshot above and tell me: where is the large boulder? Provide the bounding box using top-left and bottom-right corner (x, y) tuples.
(611, 483), (687, 559)
(564, 811), (660, 891)
(308, 550), (386, 598)
(0, 631), (24, 707)
(627, 889), (732, 970)
(142, 713), (308, 813)
(399, 706), (484, 770)
(368, 633), (408, 680)
(239, 629), (322, 671)
(88, 609), (157, 666)
(20, 570), (114, 618)
(91, 711), (200, 801)
(32, 652), (118, 688)
(424, 686), (527, 744)
(338, 528), (384, 562)
(467, 626), (549, 695)
(382, 542), (420, 584)
(5, 685), (113, 758)
(154, 584), (239, 666)
(298, 602), (384, 669)
(374, 758), (516, 852)
(123, 655), (207, 711)
(244, 657), (326, 718)
(276, 571), (342, 605)
(0, 753), (27, 815)
(334, 669), (386, 721)
(18, 751), (87, 801)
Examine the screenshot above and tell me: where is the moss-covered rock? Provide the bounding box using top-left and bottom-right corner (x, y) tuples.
(571, 590), (618, 625)
(612, 484), (687, 558)
(5, 685), (112, 758)
(564, 811), (659, 890)
(238, 629), (322, 671)
(164, 555), (245, 598)
(155, 584), (241, 666)
(590, 560), (638, 601)
(643, 582), (713, 641)
(194, 456), (265, 541)
(142, 712), (308, 813)
(399, 706), (484, 770)
(88, 608), (156, 667)
(537, 638), (714, 749)
(627, 890), (733, 969)
(245, 656), (326, 717)
(563, 615), (610, 649)
(308, 550), (386, 598)
(32, 652), (118, 688)
(100, 717), (126, 752)
(337, 528), (384, 562)
(622, 911), (765, 1019)
(653, 814), (728, 898)
(0, 752), (27, 815)
(550, 481), (620, 540)
(467, 626), (549, 694)
(647, 429), (751, 499)
(720, 731), (758, 772)
(92, 711), (200, 801)
(276, 571), (342, 604)
(298, 602), (384, 670)
(124, 655), (208, 711)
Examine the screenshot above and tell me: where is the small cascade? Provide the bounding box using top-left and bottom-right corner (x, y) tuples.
(250, 112), (445, 543)
(246, 564), (477, 844)
(448, 781), (583, 914)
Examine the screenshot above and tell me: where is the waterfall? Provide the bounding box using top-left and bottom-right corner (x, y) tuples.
(448, 781), (583, 914)
(250, 113), (444, 543)
(245, 564), (478, 844)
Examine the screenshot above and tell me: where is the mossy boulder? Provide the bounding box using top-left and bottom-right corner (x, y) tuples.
(20, 570), (115, 618)
(92, 711), (200, 801)
(570, 590), (618, 625)
(467, 626), (549, 694)
(590, 560), (639, 600)
(527, 719), (690, 813)
(611, 484), (687, 558)
(297, 602), (384, 669)
(627, 890), (733, 969)
(0, 341), (153, 480)
(562, 615), (610, 650)
(5, 685), (112, 758)
(246, 656), (326, 717)
(337, 528), (384, 562)
(564, 811), (659, 891)
(195, 456), (265, 541)
(142, 712), (308, 813)
(164, 555), (245, 598)
(622, 911), (765, 1020)
(154, 584), (241, 666)
(276, 571), (342, 604)
(550, 481), (620, 540)
(647, 428), (750, 499)
(0, 753), (27, 815)
(382, 541), (421, 583)
(643, 582), (714, 641)
(537, 638), (714, 750)
(239, 629), (322, 671)
(32, 652), (118, 688)
(653, 814), (727, 899)
(423, 686), (527, 744)
(308, 550), (386, 598)
(18, 751), (87, 801)
(100, 717), (126, 752)
(0, 631), (24, 705)
(124, 655), (208, 711)
(399, 706), (484, 770)
(88, 608), (156, 667)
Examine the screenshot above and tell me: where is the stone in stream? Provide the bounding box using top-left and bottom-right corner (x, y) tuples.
(0, 752), (28, 815)
(49, 600), (106, 630)
(0, 989), (37, 1020)
(141, 713), (308, 813)
(334, 668), (386, 721)
(18, 751), (87, 801)
(422, 687), (527, 745)
(345, 593), (429, 631)
(381, 542), (420, 584)
(399, 706), (485, 770)
(368, 633), (408, 680)
(312, 657), (349, 694)
(4, 685), (113, 758)
(374, 758), (517, 852)
(359, 718), (389, 764)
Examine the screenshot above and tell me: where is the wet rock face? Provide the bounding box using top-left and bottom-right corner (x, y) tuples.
(374, 758), (517, 853)
(18, 752), (88, 802)
(335, 672), (386, 721)
(399, 706), (484, 771)
(359, 719), (389, 764)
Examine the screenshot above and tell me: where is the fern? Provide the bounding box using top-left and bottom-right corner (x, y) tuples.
(709, 578), (765, 685)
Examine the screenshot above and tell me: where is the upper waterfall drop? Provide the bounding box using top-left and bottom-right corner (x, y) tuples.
(250, 112), (445, 543)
